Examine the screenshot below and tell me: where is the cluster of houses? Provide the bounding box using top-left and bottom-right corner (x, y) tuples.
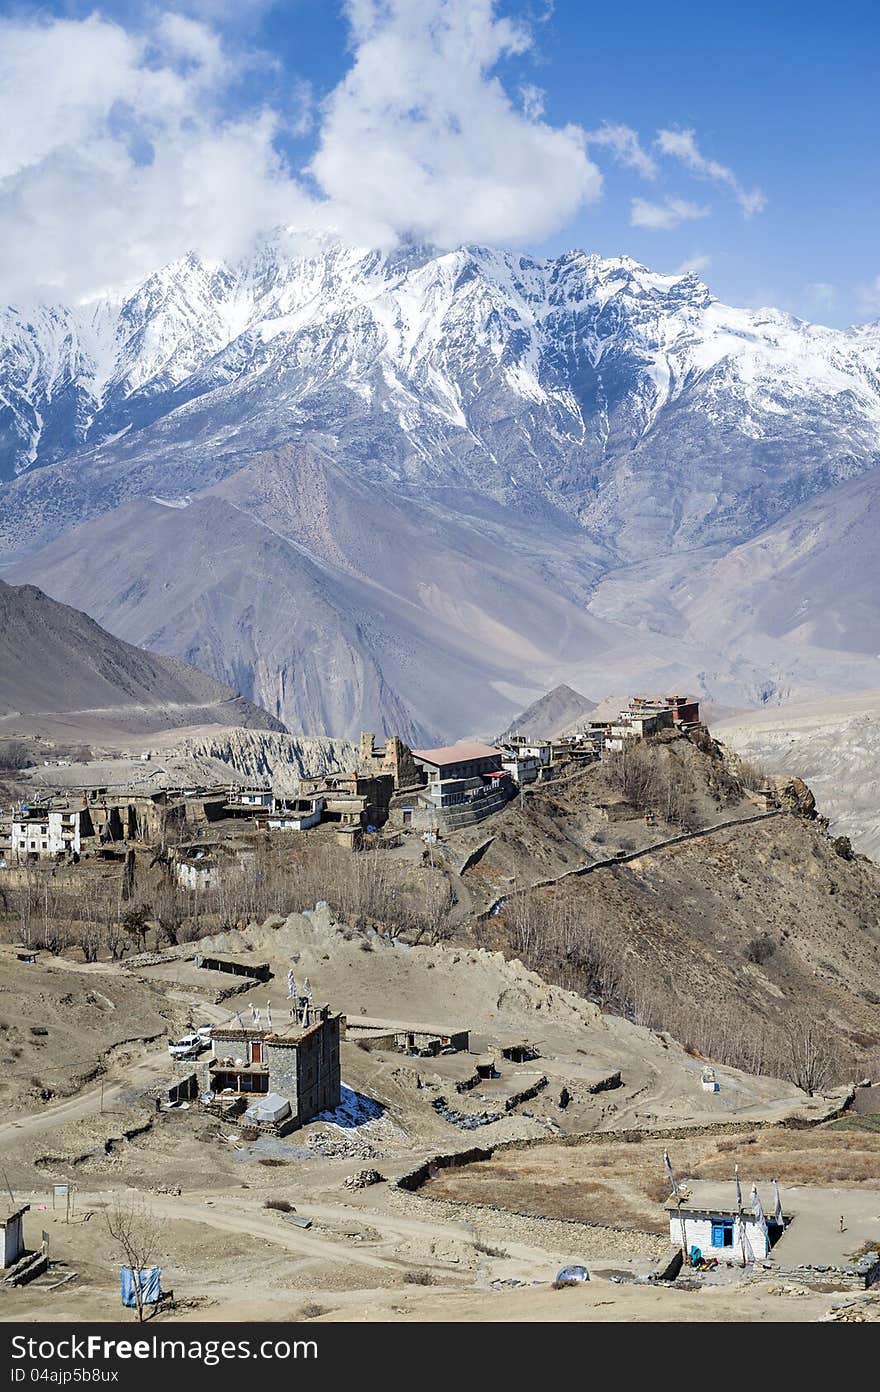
(0, 695), (702, 874)
(583, 693), (701, 752)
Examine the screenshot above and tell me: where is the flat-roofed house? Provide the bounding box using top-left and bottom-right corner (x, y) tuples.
(207, 1006), (342, 1128)
(12, 805), (94, 861)
(666, 1181), (784, 1262)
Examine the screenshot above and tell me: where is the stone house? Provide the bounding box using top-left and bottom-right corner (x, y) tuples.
(12, 804), (94, 860)
(207, 1007), (342, 1130)
(358, 733), (422, 790)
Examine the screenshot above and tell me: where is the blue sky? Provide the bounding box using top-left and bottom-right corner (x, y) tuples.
(2, 0), (877, 324)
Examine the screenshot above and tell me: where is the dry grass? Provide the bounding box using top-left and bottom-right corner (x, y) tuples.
(424, 1126), (880, 1231)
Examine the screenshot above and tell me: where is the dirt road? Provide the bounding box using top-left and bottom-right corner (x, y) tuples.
(0, 1047), (170, 1147)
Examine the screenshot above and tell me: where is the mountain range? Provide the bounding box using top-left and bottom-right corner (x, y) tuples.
(2, 237), (879, 739)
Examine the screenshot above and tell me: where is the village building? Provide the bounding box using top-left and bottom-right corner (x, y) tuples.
(412, 742), (502, 790)
(227, 787), (274, 809)
(298, 772), (393, 831)
(257, 795), (324, 832)
(1, 1204), (29, 1269)
(358, 733), (422, 790)
(606, 707), (675, 750)
(632, 694), (701, 727)
(386, 741), (513, 831)
(175, 853), (218, 891)
(206, 1005), (342, 1130)
(500, 751), (541, 786)
(666, 1181), (783, 1262)
(12, 804), (94, 861)
(343, 1016), (469, 1055)
(505, 738), (553, 766)
(411, 742), (507, 806)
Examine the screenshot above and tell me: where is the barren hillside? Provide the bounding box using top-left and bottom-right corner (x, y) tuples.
(453, 732), (880, 1083)
(0, 580), (284, 741)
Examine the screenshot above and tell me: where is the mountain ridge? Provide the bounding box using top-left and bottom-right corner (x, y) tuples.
(0, 579), (285, 741)
(4, 236), (880, 738)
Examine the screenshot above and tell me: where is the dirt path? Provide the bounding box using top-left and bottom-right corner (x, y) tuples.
(0, 1047), (170, 1147)
(481, 809), (783, 917)
(68, 1189), (566, 1280)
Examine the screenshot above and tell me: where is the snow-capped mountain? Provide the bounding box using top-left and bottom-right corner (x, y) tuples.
(3, 238), (880, 737)
(4, 241), (880, 548)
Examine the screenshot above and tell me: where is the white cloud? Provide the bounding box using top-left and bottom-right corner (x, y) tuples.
(0, 1), (604, 302)
(630, 196), (709, 231)
(520, 84), (545, 121)
(309, 0), (601, 249)
(0, 11), (318, 302)
(586, 123), (657, 180)
(676, 254), (711, 275)
(857, 275), (880, 318)
(804, 281), (836, 308)
(656, 128), (765, 217)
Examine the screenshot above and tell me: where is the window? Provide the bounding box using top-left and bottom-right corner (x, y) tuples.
(710, 1219), (735, 1248)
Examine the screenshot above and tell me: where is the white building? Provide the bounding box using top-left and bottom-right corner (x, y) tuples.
(235, 789), (274, 807)
(262, 796), (324, 831)
(176, 858), (217, 891)
(501, 754), (540, 786)
(508, 740), (552, 766)
(1, 1204), (29, 1268)
(666, 1181), (783, 1262)
(12, 807), (90, 860)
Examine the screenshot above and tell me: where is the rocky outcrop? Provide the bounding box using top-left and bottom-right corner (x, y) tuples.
(159, 728), (355, 791)
(775, 776), (817, 818)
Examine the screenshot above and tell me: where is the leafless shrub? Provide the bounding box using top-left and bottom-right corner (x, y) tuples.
(734, 758), (770, 793)
(473, 1239), (507, 1258)
(0, 739), (35, 770)
(104, 1197), (161, 1323)
(745, 934), (776, 965)
(403, 1269), (435, 1285)
(605, 743), (696, 828)
(263, 1197), (292, 1211)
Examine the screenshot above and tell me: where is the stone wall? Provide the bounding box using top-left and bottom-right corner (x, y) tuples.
(358, 733), (422, 791)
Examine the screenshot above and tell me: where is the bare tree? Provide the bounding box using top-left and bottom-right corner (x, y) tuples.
(104, 1196), (162, 1323)
(784, 1018), (837, 1096)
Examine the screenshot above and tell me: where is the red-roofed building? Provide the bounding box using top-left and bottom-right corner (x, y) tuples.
(411, 741), (502, 782)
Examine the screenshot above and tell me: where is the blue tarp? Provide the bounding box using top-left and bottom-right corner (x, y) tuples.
(120, 1266), (162, 1307)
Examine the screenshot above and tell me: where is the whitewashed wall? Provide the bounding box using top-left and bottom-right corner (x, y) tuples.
(669, 1211), (769, 1260)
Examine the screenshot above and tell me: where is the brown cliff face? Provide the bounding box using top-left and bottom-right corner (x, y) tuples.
(775, 777), (817, 819)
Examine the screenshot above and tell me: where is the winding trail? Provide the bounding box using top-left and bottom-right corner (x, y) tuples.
(479, 809), (783, 917)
